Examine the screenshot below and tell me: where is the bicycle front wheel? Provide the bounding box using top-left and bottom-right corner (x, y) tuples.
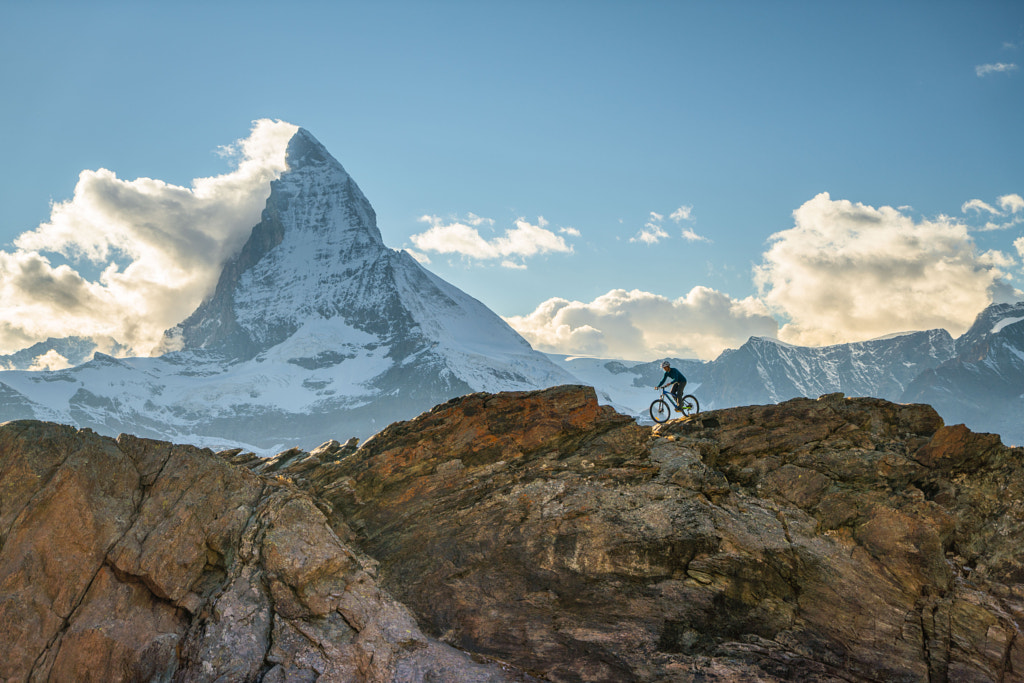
(650, 398), (672, 423)
(680, 395), (700, 417)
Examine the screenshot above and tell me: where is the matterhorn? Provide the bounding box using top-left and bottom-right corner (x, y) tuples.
(0, 129), (576, 452)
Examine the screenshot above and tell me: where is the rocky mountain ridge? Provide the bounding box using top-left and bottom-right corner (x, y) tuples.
(904, 301), (1024, 444)
(3, 386), (1023, 681)
(552, 301), (1024, 447)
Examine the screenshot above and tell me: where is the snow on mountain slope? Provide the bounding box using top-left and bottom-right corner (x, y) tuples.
(170, 128), (569, 389)
(903, 301), (1024, 446)
(544, 329), (959, 424)
(553, 305), (1022, 446)
(699, 329), (956, 410)
(0, 128), (577, 452)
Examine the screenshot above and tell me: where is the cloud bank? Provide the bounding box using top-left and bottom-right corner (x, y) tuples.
(753, 192), (1018, 347)
(0, 119), (297, 355)
(505, 287), (778, 361)
(509, 192), (1021, 360)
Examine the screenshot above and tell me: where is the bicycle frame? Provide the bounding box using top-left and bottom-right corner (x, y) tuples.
(650, 386), (699, 424)
(658, 386), (679, 408)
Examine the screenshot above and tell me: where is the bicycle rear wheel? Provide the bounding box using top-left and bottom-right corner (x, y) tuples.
(680, 395), (700, 417)
(650, 398), (672, 423)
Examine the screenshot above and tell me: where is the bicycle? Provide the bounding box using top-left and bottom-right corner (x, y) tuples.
(649, 386), (700, 423)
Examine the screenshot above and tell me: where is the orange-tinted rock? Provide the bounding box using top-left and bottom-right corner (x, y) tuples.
(4, 386), (1024, 682)
(0, 420), (541, 682)
(278, 389), (1024, 682)
(913, 423), (1003, 470)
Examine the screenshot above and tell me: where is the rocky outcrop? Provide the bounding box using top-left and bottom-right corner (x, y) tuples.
(3, 385), (1024, 682)
(0, 421), (537, 682)
(261, 386), (1024, 682)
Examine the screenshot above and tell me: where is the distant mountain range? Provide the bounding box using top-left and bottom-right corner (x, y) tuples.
(548, 300), (1024, 446)
(1, 129), (1021, 450)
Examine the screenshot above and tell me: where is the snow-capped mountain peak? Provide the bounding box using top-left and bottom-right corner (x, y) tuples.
(1, 127), (576, 452)
(170, 128), (389, 358)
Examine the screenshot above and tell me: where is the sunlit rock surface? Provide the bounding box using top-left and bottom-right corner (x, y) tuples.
(3, 385), (1024, 681)
(0, 421), (537, 682)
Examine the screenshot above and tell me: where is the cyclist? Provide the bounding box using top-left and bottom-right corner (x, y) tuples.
(655, 361), (687, 411)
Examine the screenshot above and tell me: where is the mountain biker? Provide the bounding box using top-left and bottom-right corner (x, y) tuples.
(656, 361), (687, 411)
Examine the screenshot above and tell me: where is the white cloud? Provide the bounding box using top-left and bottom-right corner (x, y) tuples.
(560, 226), (581, 236)
(1016, 236), (1024, 259)
(976, 62), (1018, 76)
(670, 205), (693, 222)
(963, 194), (1024, 216)
(505, 287), (778, 361)
(962, 193), (1024, 231)
(1000, 194), (1024, 214)
(632, 211), (669, 244)
(27, 350), (73, 372)
(630, 224), (669, 244)
(633, 204), (706, 244)
(500, 219), (571, 258)
(411, 218), (497, 259)
(681, 228), (711, 243)
(404, 248), (431, 264)
(962, 198), (1000, 214)
(0, 119), (298, 355)
(753, 192), (1017, 347)
(410, 215), (573, 266)
(465, 212), (495, 227)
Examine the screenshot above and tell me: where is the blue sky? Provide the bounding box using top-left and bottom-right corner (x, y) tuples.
(1, 1), (1022, 361)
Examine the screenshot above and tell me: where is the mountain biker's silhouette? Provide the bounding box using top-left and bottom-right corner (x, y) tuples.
(655, 361), (686, 409)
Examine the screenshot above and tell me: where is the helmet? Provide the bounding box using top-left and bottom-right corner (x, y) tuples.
(661, 361), (670, 369)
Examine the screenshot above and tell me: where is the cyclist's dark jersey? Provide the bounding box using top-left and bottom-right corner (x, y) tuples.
(657, 368), (686, 387)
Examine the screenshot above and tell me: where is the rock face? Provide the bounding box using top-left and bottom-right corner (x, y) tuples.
(4, 387), (1024, 681)
(0, 421), (537, 682)
(258, 387), (1024, 682)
